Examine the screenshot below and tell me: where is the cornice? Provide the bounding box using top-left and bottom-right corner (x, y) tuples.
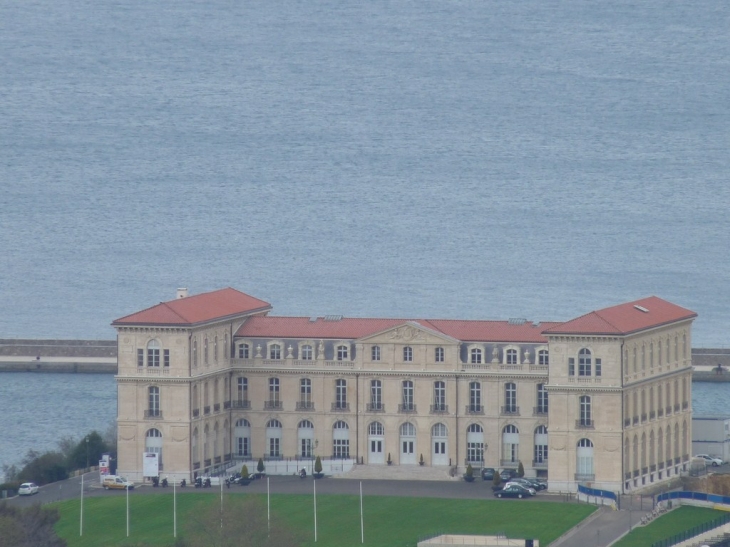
(116, 376), (192, 384)
(545, 384), (623, 393)
(622, 366), (692, 388)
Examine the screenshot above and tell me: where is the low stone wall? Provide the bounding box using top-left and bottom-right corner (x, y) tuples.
(0, 339), (117, 373)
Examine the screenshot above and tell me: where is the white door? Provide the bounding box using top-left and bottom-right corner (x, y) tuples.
(400, 423), (417, 464)
(432, 439), (448, 466)
(369, 438), (384, 464)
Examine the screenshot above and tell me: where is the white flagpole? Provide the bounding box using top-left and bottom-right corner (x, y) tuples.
(79, 473), (84, 536)
(267, 476), (271, 533)
(360, 481), (364, 544)
(126, 483), (130, 537)
(220, 476), (224, 529)
(314, 478), (318, 542)
(173, 479), (177, 538)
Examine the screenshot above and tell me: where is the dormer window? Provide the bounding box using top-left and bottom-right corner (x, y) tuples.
(505, 349), (518, 365)
(301, 344), (313, 360)
(538, 349), (549, 365)
(470, 348), (483, 364)
(238, 343), (250, 359)
(337, 345), (349, 361)
(270, 344), (281, 360)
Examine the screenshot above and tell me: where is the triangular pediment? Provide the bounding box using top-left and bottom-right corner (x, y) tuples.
(359, 321), (458, 345)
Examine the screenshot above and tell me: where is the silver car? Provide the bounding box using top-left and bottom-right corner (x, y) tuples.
(18, 482), (39, 496)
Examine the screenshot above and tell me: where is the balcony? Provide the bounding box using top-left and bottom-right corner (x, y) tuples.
(367, 402), (385, 412)
(264, 400), (283, 410)
(649, 411), (656, 420)
(231, 400), (251, 409)
(465, 405), (483, 415)
(641, 413), (647, 423)
(574, 473), (595, 482)
(296, 401), (315, 411)
(575, 419), (594, 429)
(633, 416), (639, 425)
(501, 406), (520, 416)
(500, 459), (519, 467)
(223, 400), (231, 410)
(192, 408), (199, 418)
(430, 404), (449, 414)
(204, 406), (210, 415)
(674, 404), (680, 412)
(331, 402), (350, 412)
(214, 403), (221, 412)
(144, 410), (162, 419)
(533, 406), (548, 416)
(658, 408), (664, 417)
(532, 460), (548, 469)
(682, 401), (689, 410)
(399, 403), (417, 413)
(624, 418), (631, 427)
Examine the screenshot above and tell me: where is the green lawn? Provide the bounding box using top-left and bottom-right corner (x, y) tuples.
(613, 506), (728, 547)
(54, 492), (596, 547)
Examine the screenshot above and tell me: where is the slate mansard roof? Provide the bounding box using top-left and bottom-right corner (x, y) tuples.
(112, 288), (272, 327)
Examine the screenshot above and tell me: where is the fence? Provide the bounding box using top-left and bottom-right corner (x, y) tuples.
(650, 512), (730, 547)
(577, 484), (618, 509)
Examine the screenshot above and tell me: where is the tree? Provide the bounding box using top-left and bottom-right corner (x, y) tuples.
(314, 456), (323, 474)
(18, 451), (68, 485)
(66, 431), (108, 471)
(517, 461), (525, 478)
(240, 464), (249, 479)
(257, 458), (265, 474)
(465, 464), (474, 479)
(178, 496), (301, 547)
(0, 504), (66, 547)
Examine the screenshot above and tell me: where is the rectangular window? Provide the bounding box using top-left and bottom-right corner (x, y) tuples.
(336, 379), (347, 408)
(238, 344), (249, 359)
(402, 381), (414, 410)
(538, 350), (549, 365)
(300, 379), (311, 404)
(237, 377), (248, 402)
(301, 345), (313, 360)
(467, 442), (484, 463)
(371, 346), (381, 361)
(333, 439), (350, 458)
(370, 380), (382, 409)
(506, 349), (518, 365)
(163, 349), (170, 367)
(148, 348), (160, 367)
(568, 357), (575, 376)
(137, 349), (144, 367)
(534, 444), (548, 463)
(270, 345), (281, 360)
(301, 439), (313, 458)
(269, 438), (280, 457)
(434, 381), (446, 411)
(537, 384), (548, 413)
(595, 358), (602, 377)
(403, 347), (413, 362)
(237, 437), (249, 457)
(269, 378), (280, 402)
(435, 347), (444, 362)
(469, 382), (481, 412)
(337, 345), (348, 361)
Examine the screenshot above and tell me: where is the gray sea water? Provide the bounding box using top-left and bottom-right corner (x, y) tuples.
(1, 0), (729, 476)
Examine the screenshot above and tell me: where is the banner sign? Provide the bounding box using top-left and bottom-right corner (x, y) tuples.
(143, 452), (159, 477)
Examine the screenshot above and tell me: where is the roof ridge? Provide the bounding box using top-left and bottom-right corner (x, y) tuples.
(592, 310), (623, 332)
(161, 301), (191, 323)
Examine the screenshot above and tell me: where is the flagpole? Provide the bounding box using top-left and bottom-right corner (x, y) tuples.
(173, 478), (177, 538)
(314, 478), (318, 542)
(220, 477), (224, 529)
(126, 483), (130, 537)
(360, 481), (364, 544)
(79, 473), (84, 537)
(267, 476), (271, 533)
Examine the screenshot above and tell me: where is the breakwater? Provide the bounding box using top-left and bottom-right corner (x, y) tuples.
(0, 340), (728, 379)
(0, 339), (117, 373)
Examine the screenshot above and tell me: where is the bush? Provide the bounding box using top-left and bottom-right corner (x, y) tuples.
(465, 464), (473, 478)
(517, 461), (525, 478)
(314, 456), (323, 474)
(257, 458), (265, 474)
(18, 451), (68, 485)
(240, 465), (249, 479)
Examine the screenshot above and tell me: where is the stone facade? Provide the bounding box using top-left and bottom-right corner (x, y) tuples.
(113, 288), (695, 493)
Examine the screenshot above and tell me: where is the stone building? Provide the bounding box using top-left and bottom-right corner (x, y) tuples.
(112, 288), (695, 493)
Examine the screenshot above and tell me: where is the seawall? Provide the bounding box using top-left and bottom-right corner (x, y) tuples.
(0, 339), (729, 378)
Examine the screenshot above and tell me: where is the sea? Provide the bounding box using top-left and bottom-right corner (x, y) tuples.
(0, 0), (729, 476)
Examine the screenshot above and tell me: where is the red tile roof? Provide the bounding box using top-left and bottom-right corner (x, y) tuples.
(112, 288), (271, 327)
(542, 296), (697, 336)
(235, 316), (561, 343)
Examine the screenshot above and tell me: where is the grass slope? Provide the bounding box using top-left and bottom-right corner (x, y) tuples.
(613, 506), (728, 547)
(54, 492), (595, 547)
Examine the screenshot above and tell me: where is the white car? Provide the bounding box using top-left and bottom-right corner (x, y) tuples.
(695, 454), (724, 466)
(18, 482), (39, 496)
(503, 481), (536, 495)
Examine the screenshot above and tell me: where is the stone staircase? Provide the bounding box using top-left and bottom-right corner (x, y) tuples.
(334, 464), (458, 481)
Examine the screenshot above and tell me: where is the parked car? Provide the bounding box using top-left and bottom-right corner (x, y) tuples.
(695, 454), (724, 466)
(495, 484), (534, 499)
(510, 477), (546, 491)
(504, 481), (536, 495)
(499, 469), (517, 481)
(18, 482), (39, 496)
(481, 467), (496, 481)
(102, 476), (134, 490)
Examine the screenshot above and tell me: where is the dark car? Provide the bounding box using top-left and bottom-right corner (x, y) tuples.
(495, 484), (533, 499)
(481, 467), (496, 481)
(499, 468), (517, 481)
(511, 477), (546, 491)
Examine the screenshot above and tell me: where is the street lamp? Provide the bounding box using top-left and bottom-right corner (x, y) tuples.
(86, 437), (90, 471)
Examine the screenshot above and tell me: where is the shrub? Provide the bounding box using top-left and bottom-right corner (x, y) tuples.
(240, 465), (249, 479)
(465, 464), (474, 478)
(517, 461), (525, 478)
(257, 458), (265, 473)
(314, 456), (323, 474)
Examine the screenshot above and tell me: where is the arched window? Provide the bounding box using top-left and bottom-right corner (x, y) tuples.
(576, 439), (594, 479)
(403, 346), (413, 362)
(502, 424), (519, 463)
(432, 423), (447, 437)
(369, 422), (384, 436)
(336, 345), (349, 361)
(267, 419), (282, 458)
(147, 340), (161, 367)
(534, 425), (548, 465)
(298, 420), (314, 457)
(203, 425), (210, 463)
(657, 427), (664, 470)
(578, 348), (592, 376)
(640, 432), (646, 472)
(147, 386), (160, 418)
(469, 381), (481, 413)
(146, 428), (163, 471)
(234, 419), (250, 457)
(579, 395), (592, 427)
(238, 343), (250, 359)
(504, 382), (517, 414)
(466, 423), (484, 464)
(371, 345), (381, 361)
(192, 384), (199, 414)
(333, 421), (350, 458)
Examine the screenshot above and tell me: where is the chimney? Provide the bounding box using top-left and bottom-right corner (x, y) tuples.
(176, 288), (189, 299)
